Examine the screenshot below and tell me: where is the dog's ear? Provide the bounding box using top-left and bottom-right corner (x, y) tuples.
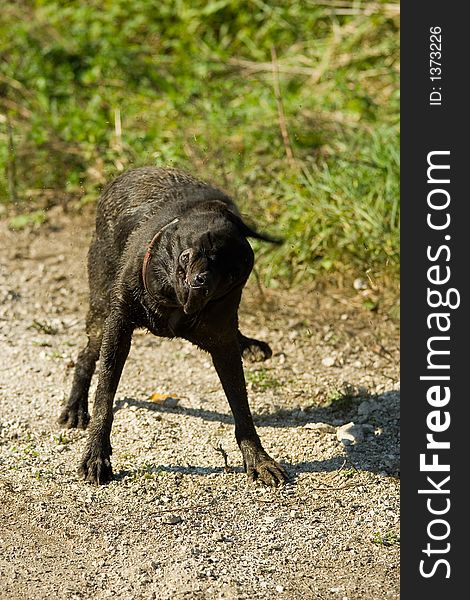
(226, 210), (283, 245)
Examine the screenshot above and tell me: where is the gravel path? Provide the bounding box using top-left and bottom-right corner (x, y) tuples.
(0, 212), (400, 599)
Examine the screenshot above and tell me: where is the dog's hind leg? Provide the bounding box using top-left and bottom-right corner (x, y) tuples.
(237, 331), (272, 363)
(58, 310), (103, 430)
(58, 237), (112, 430)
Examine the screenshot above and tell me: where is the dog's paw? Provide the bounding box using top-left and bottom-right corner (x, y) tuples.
(58, 406), (90, 430)
(241, 443), (288, 487)
(79, 447), (113, 485)
(246, 458), (289, 487)
(241, 339), (272, 363)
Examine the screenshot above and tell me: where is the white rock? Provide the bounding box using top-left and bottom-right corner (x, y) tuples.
(353, 278), (367, 290)
(336, 422), (364, 445)
(322, 356), (335, 367)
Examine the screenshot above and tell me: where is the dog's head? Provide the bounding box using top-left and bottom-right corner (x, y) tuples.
(161, 207), (279, 316)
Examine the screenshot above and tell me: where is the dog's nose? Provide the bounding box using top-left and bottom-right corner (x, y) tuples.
(191, 271), (209, 288)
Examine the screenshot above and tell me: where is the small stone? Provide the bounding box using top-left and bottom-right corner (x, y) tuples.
(304, 422), (336, 433)
(163, 397), (179, 408)
(353, 278), (367, 290)
(322, 356), (335, 368)
(276, 585), (284, 592)
(161, 514), (182, 525)
(336, 422), (364, 445)
(264, 516), (276, 524)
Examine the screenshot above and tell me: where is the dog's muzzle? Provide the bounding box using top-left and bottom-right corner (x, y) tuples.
(183, 271), (212, 315)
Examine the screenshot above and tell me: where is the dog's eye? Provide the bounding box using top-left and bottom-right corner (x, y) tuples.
(179, 250), (191, 266)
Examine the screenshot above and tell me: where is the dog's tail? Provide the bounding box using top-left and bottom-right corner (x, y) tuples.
(244, 226), (283, 245)
(228, 211), (283, 245)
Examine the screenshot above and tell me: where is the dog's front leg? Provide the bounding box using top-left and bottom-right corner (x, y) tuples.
(79, 310), (133, 485)
(210, 341), (288, 486)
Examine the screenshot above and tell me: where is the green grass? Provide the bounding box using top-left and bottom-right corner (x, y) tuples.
(246, 368), (281, 391)
(325, 385), (364, 411)
(8, 209), (47, 230)
(0, 0), (399, 285)
(51, 432), (71, 445)
(372, 530), (400, 547)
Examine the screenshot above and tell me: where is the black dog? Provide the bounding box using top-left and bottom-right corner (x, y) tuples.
(59, 167), (287, 486)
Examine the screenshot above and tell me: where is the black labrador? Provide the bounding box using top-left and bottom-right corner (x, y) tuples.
(59, 167), (287, 486)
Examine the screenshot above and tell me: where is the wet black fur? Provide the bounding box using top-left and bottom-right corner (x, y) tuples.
(59, 167), (287, 486)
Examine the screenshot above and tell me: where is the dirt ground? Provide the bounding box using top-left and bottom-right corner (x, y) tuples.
(0, 210), (400, 600)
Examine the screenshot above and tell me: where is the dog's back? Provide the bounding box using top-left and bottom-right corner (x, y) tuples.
(95, 167), (234, 252)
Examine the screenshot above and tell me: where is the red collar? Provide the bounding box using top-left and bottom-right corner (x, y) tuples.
(142, 218), (179, 297)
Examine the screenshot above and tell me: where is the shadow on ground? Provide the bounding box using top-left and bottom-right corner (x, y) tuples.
(113, 389), (400, 480)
